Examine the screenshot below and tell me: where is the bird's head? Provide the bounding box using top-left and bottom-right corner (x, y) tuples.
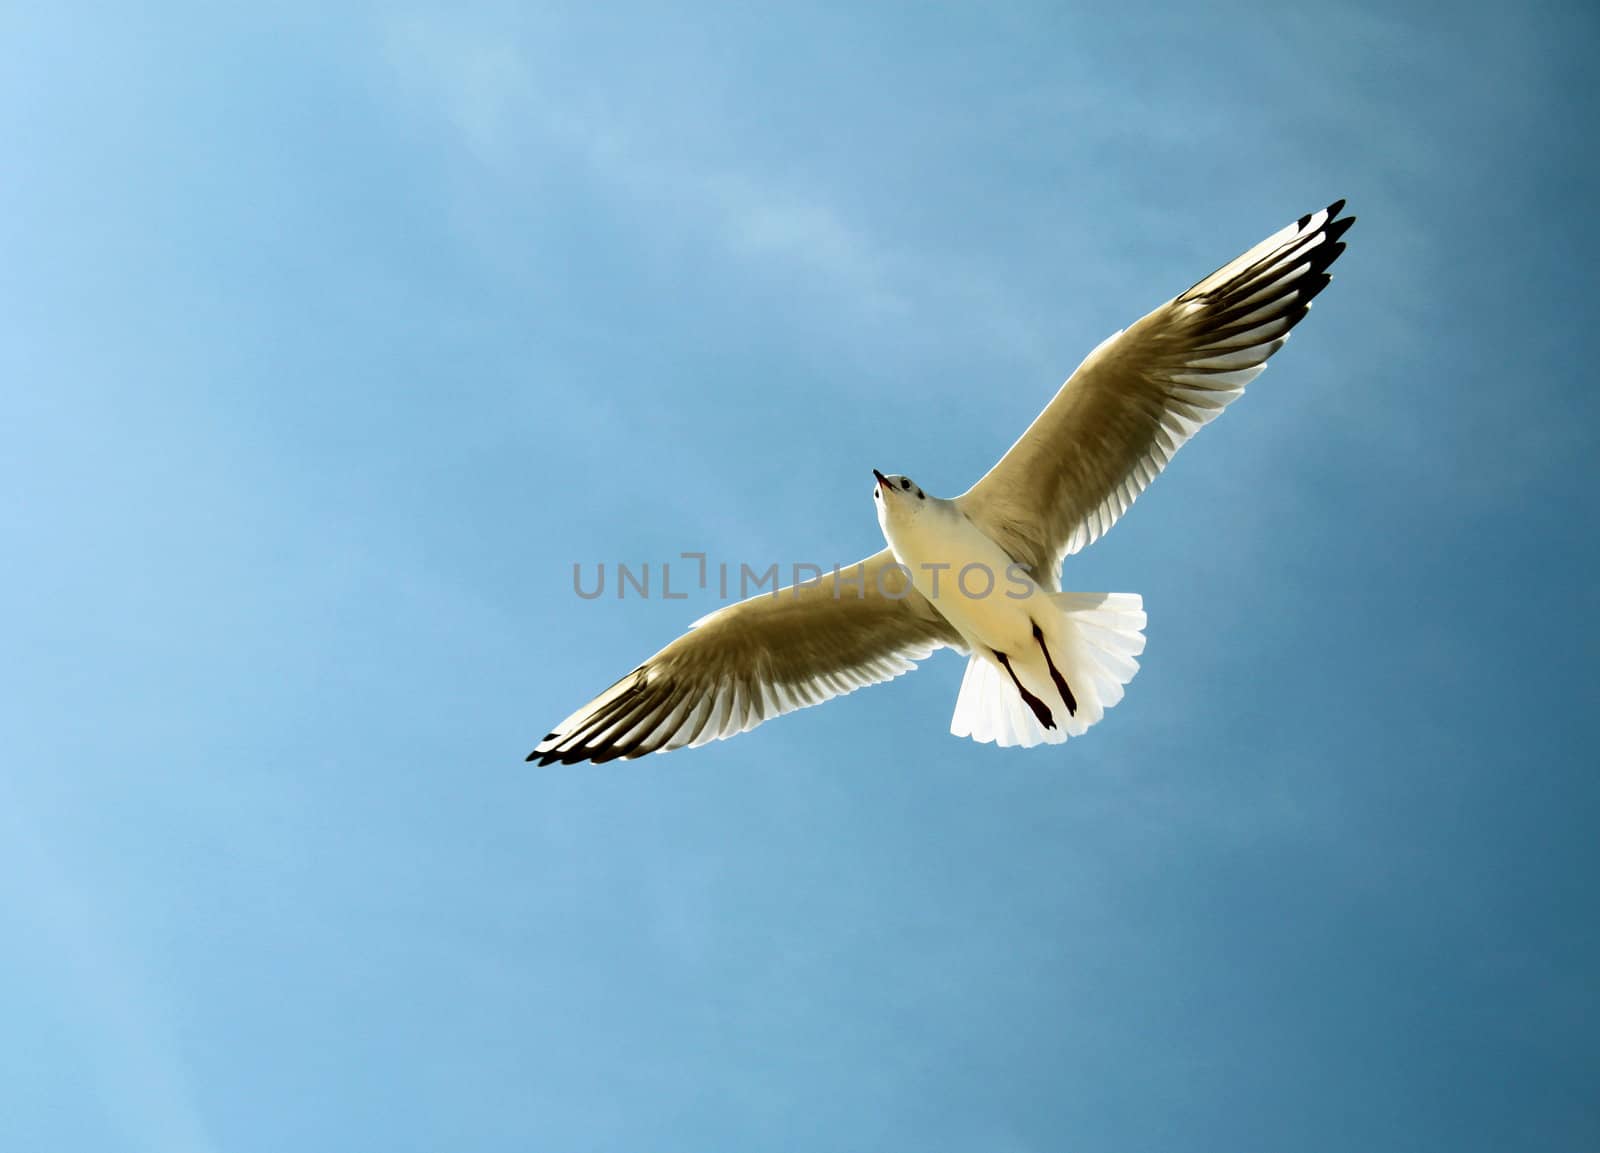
(872, 469), (931, 528)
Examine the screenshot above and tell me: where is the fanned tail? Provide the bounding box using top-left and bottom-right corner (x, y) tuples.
(950, 592), (1147, 748)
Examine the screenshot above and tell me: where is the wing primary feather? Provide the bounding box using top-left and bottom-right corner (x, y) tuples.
(957, 201), (1353, 574)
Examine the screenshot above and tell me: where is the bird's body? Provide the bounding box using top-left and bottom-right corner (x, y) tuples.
(876, 484), (1037, 652)
(874, 472), (1146, 746)
(530, 201), (1354, 764)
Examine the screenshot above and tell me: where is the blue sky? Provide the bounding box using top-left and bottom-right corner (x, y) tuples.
(3, 1), (1597, 1149)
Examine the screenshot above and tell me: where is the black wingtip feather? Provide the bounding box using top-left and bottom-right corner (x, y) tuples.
(1297, 273), (1334, 308)
(527, 731), (565, 763)
(1325, 224), (1356, 253)
(1298, 199), (1348, 234)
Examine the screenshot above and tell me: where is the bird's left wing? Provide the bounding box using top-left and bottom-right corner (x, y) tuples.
(530, 548), (961, 765)
(958, 200), (1354, 578)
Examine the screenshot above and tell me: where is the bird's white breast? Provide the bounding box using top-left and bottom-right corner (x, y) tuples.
(879, 502), (1044, 653)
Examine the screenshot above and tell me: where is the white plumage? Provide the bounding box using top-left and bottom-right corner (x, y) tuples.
(531, 201), (1354, 764)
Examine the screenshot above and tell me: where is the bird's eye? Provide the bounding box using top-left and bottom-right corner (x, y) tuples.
(901, 478), (911, 490)
(874, 489), (880, 499)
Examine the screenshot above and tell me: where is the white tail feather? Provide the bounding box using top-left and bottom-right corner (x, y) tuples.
(949, 592), (1146, 748)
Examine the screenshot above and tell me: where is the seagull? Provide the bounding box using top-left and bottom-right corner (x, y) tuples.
(530, 201), (1354, 764)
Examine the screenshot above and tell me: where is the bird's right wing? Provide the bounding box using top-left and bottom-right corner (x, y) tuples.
(959, 200), (1354, 578)
(530, 548), (961, 764)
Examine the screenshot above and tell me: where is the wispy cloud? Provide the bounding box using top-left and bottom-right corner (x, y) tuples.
(376, 10), (910, 319)
(708, 176), (910, 317)
(380, 11), (535, 170)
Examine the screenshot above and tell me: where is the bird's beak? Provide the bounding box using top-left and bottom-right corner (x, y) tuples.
(873, 468), (891, 492)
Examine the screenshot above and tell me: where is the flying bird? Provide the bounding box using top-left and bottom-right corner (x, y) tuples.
(530, 201), (1354, 764)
